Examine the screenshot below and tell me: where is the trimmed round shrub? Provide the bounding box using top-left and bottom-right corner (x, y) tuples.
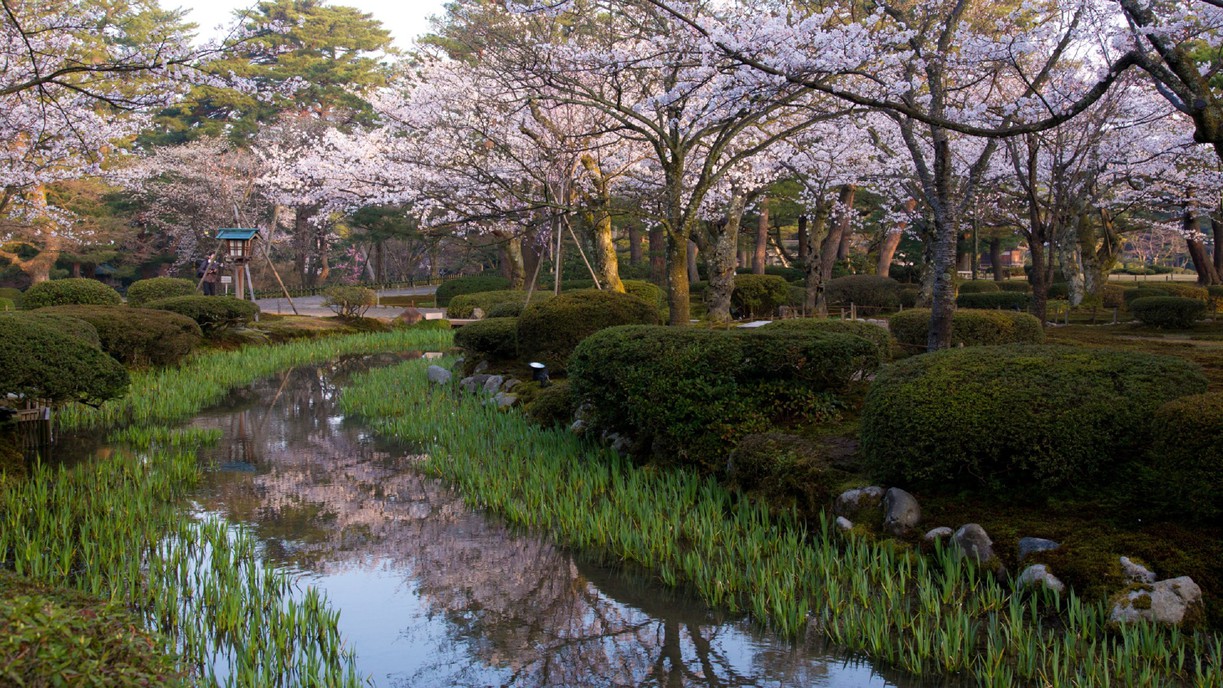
(570, 325), (877, 471)
(898, 285), (921, 308)
(1209, 285), (1223, 309)
(446, 290), (551, 319)
(763, 318), (892, 362)
(1144, 393), (1223, 523)
(957, 280), (1001, 294)
(0, 298), (12, 312)
(622, 280), (666, 316)
(452, 317), (518, 360)
(956, 291), (1032, 310)
(143, 296), (260, 333)
(1130, 296), (1207, 329)
(525, 380), (575, 428)
(435, 275), (512, 307)
(0, 312), (100, 348)
(125, 277), (195, 306)
(22, 278), (121, 309)
(1123, 287), (1170, 306)
(322, 286), (377, 318)
(0, 287), (22, 307)
(486, 300), (529, 318)
(1101, 284), (1130, 309)
(40, 306), (202, 367)
(889, 309), (1043, 353)
(0, 316), (128, 406)
(517, 290), (660, 371)
(861, 345), (1208, 491)
(996, 281), (1032, 293)
(731, 274), (791, 318)
(1158, 283), (1210, 301)
(825, 275), (901, 314)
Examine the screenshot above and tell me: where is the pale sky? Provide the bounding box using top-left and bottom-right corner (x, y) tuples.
(173, 0), (450, 48)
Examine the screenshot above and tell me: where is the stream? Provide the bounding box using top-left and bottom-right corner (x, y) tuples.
(99, 354), (917, 686)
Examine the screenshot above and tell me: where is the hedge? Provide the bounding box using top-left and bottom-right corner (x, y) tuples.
(736, 266), (807, 283)
(1130, 296), (1207, 329)
(22, 279), (121, 309)
(1101, 284), (1130, 309)
(1144, 393), (1223, 523)
(1157, 283), (1210, 301)
(125, 277), (195, 306)
(825, 275), (901, 314)
(898, 285), (921, 308)
(435, 275), (512, 307)
(996, 281), (1032, 293)
(322, 286), (377, 318)
(1122, 287), (1170, 306)
(446, 290), (551, 319)
(762, 318), (892, 362)
(40, 306), (203, 367)
(731, 274), (791, 318)
(955, 291), (1032, 310)
(889, 309), (1043, 352)
(0, 287), (22, 307)
(569, 325), (878, 471)
(0, 316), (128, 406)
(453, 317), (519, 360)
(517, 290), (660, 371)
(0, 312), (100, 348)
(0, 298), (12, 312)
(143, 296), (260, 333)
(957, 280), (1001, 294)
(860, 345), (1208, 492)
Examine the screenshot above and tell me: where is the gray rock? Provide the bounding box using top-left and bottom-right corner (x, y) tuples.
(924, 527), (954, 541)
(952, 524), (996, 564)
(473, 360), (490, 374)
(1018, 537), (1061, 561)
(501, 378), (521, 392)
(492, 392), (518, 409)
(471, 307), (486, 320)
(834, 486), (886, 517)
(483, 375), (505, 394)
(395, 307), (423, 325)
(426, 365), (452, 385)
(835, 516), (854, 532)
(603, 432), (632, 455)
(574, 402), (595, 422)
(451, 356), (466, 371)
(882, 487), (921, 536)
(568, 419), (587, 436)
(1121, 556), (1157, 584)
(1017, 564), (1065, 594)
(458, 374), (490, 394)
(1110, 576), (1202, 627)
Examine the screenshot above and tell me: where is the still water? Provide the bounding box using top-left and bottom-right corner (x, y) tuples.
(180, 355), (910, 687)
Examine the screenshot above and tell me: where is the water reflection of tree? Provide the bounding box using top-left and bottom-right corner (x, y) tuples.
(188, 364), (887, 688)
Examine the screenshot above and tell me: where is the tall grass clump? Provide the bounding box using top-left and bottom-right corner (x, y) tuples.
(0, 429), (363, 686)
(339, 358), (1223, 687)
(57, 328), (453, 431)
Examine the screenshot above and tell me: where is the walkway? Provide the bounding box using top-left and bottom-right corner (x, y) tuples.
(255, 285), (444, 319)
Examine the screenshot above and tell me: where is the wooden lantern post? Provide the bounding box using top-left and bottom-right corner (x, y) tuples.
(216, 228), (259, 300)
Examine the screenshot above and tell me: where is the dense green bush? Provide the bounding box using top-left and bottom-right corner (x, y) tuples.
(570, 325), (877, 470)
(1157, 283), (1210, 301)
(957, 280), (1001, 294)
(889, 309), (1043, 353)
(898, 285), (921, 308)
(40, 306), (202, 367)
(453, 317), (519, 360)
(1047, 282), (1069, 300)
(322, 286), (377, 318)
(1210, 285), (1223, 312)
(861, 345), (1208, 492)
(125, 277), (195, 306)
(1130, 296), (1207, 328)
(1, 312), (100, 348)
(558, 280), (665, 315)
(996, 281), (1032, 293)
(0, 316), (128, 406)
(736, 266), (806, 283)
(22, 279), (121, 309)
(143, 296), (260, 333)
(1101, 284), (1130, 309)
(435, 275), (512, 307)
(762, 318), (892, 362)
(446, 290), (551, 319)
(525, 380), (575, 428)
(956, 291), (1032, 310)
(731, 274), (791, 318)
(517, 290), (660, 371)
(1122, 286), (1170, 306)
(485, 300), (529, 318)
(825, 275), (901, 314)
(0, 298), (12, 312)
(731, 432), (838, 514)
(0, 287), (22, 307)
(1144, 393), (1223, 523)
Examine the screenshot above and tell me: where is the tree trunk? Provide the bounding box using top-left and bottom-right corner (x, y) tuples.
(1186, 210), (1222, 284)
(665, 230), (691, 325)
(815, 185), (854, 316)
(804, 198), (831, 313)
(1029, 239), (1051, 322)
(989, 238), (1003, 281)
(1056, 220), (1086, 306)
(506, 234), (526, 289)
(877, 198), (915, 278)
(649, 224), (666, 283)
(628, 222), (642, 265)
(836, 186), (856, 262)
(590, 210), (624, 292)
(752, 196), (768, 274)
(1214, 216), (1223, 274)
(707, 193), (746, 323)
(796, 214), (808, 264)
(0, 185), (61, 284)
(687, 239), (700, 286)
(374, 241), (384, 282)
(294, 204), (318, 288)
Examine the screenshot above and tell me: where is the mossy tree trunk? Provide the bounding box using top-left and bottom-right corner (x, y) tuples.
(706, 191), (747, 323)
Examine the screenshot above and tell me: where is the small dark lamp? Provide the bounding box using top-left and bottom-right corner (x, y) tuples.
(530, 362), (549, 387)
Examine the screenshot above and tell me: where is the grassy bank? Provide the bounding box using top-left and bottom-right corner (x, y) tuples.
(340, 359), (1223, 686)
